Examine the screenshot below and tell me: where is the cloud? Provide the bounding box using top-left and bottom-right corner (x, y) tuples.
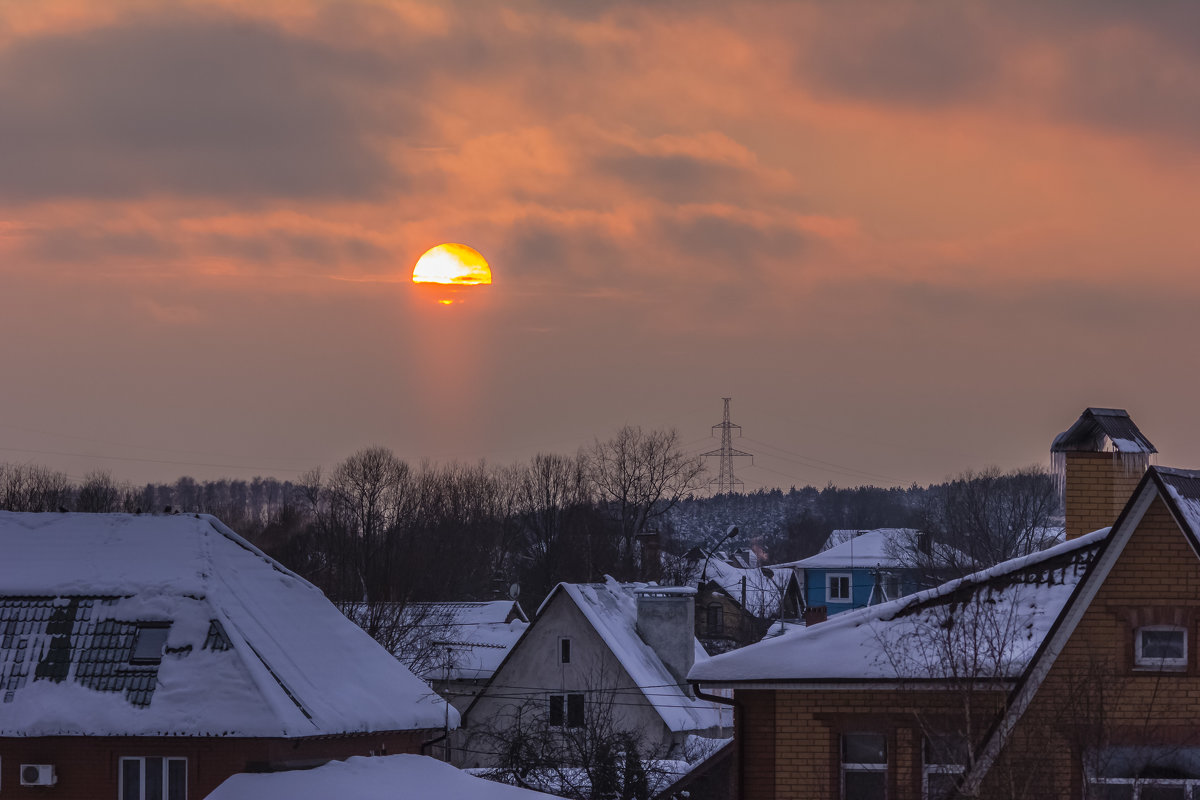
(0, 11), (413, 202)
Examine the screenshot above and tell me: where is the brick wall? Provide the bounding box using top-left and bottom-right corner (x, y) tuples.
(0, 729), (433, 799)
(735, 494), (1200, 799)
(1064, 451), (1144, 540)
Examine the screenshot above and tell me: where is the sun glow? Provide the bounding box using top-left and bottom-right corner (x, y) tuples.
(412, 243), (492, 285)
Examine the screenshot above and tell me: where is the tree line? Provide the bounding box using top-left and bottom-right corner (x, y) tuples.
(0, 429), (1062, 610)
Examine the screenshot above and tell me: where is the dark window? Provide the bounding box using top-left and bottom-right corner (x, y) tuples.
(566, 693), (585, 728)
(829, 574), (852, 603)
(549, 695), (564, 727)
(707, 604), (724, 635)
(560, 638), (571, 664)
(842, 733), (886, 800)
(1136, 627), (1187, 668)
(131, 625), (170, 665)
(120, 757), (186, 800)
(924, 734), (967, 799)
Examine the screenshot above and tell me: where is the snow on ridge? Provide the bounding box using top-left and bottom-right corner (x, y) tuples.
(690, 527), (1109, 684)
(0, 512), (453, 737)
(556, 578), (729, 733)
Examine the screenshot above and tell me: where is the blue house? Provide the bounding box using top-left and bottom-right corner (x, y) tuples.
(775, 528), (923, 616)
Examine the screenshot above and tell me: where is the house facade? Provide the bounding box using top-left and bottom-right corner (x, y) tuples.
(773, 528), (924, 615)
(0, 512), (451, 799)
(690, 408), (1200, 799)
(458, 579), (730, 770)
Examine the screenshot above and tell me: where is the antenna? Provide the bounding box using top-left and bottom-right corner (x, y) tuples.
(701, 397), (753, 495)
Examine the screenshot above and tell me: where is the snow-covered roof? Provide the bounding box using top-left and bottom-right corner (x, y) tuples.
(1051, 407), (1157, 454)
(543, 578), (730, 733)
(690, 528), (1107, 685)
(346, 601), (528, 682)
(776, 529), (911, 571)
(698, 558), (790, 617)
(206, 754), (565, 800)
(0, 512), (452, 736)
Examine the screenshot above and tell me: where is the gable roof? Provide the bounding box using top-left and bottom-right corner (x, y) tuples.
(0, 512), (452, 737)
(532, 578), (729, 733)
(959, 466), (1200, 791)
(689, 527), (1107, 685)
(696, 557), (794, 617)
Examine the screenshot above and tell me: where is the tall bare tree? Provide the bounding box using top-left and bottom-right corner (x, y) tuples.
(586, 426), (706, 576)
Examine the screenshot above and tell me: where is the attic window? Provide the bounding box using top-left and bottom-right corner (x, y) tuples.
(131, 625), (170, 665)
(559, 638), (572, 664)
(1135, 626), (1187, 669)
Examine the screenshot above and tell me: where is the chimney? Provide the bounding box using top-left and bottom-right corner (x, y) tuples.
(634, 586), (696, 686)
(1051, 408), (1157, 540)
(803, 605), (827, 626)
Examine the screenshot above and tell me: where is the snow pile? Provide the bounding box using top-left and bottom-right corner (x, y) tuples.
(775, 529), (907, 570)
(0, 512), (453, 736)
(549, 578), (730, 733)
(205, 755), (566, 800)
(690, 529), (1108, 684)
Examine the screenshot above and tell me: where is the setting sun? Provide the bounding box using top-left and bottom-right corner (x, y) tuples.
(412, 243), (492, 286)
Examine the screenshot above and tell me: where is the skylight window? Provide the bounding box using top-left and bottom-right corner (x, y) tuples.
(131, 625), (171, 665)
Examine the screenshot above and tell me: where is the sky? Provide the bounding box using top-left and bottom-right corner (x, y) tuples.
(1, 0), (1198, 491)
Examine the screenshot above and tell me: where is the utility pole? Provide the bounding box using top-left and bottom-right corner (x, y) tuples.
(702, 397), (753, 496)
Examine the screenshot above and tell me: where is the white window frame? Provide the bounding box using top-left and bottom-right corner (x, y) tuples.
(119, 756), (187, 800)
(922, 735), (966, 800)
(828, 573), (853, 604)
(1134, 625), (1187, 669)
(842, 733), (887, 800)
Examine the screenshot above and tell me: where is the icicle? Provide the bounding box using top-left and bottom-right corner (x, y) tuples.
(1050, 451), (1066, 496)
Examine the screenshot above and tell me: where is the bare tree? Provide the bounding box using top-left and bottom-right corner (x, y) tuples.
(0, 463), (71, 511)
(75, 469), (125, 513)
(586, 427), (706, 576)
(897, 466), (1062, 579)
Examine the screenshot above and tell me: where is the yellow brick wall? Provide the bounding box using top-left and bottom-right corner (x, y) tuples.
(1064, 451), (1144, 539)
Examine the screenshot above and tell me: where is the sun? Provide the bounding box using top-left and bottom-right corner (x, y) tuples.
(412, 243), (492, 286)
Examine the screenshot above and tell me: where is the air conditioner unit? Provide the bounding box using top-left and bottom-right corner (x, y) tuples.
(20, 764), (56, 786)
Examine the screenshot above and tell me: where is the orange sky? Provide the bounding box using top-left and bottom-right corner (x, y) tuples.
(1, 0), (1198, 488)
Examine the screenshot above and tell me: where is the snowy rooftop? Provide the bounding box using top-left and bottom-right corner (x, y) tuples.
(346, 601), (528, 682)
(546, 578), (731, 733)
(0, 512), (452, 736)
(206, 754), (565, 800)
(690, 529), (1107, 684)
(1051, 407), (1157, 454)
(775, 529), (911, 571)
(695, 558), (788, 617)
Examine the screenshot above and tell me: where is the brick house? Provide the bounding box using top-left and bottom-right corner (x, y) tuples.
(690, 409), (1200, 799)
(0, 512), (453, 799)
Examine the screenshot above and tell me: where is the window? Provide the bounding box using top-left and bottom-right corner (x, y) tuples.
(1135, 626), (1187, 669)
(548, 693), (585, 728)
(559, 637), (572, 664)
(923, 734), (967, 800)
(842, 733), (886, 799)
(131, 625), (170, 665)
(707, 604), (724, 635)
(1087, 746), (1200, 799)
(120, 757), (186, 800)
(828, 574), (853, 603)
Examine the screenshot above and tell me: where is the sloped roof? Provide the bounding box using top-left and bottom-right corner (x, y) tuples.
(0, 512), (452, 736)
(542, 578), (730, 733)
(698, 558), (791, 617)
(1051, 407), (1157, 454)
(689, 528), (1106, 684)
(774, 529), (912, 571)
(207, 754), (565, 800)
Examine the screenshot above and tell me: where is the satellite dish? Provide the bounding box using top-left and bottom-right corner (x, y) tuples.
(508, 583), (520, 600)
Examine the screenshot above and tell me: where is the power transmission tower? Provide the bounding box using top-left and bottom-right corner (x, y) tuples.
(702, 397), (753, 495)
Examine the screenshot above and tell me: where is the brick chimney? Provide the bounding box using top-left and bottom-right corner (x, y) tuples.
(1051, 408), (1156, 540)
(634, 586), (696, 686)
